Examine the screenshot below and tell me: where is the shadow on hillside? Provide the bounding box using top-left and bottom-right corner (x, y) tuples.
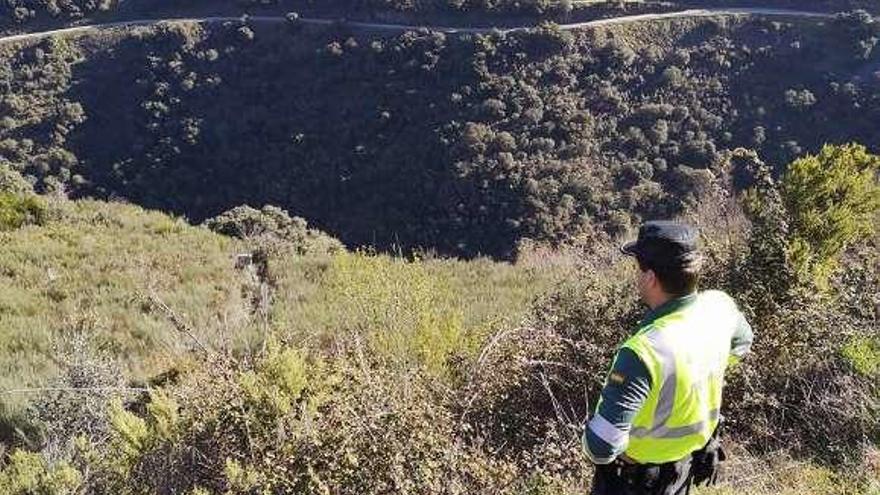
(65, 23), (524, 258)
(60, 17), (880, 258)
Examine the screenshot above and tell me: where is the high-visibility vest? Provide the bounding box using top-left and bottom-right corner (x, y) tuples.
(621, 290), (742, 464)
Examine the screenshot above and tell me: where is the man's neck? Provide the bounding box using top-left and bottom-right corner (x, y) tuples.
(639, 292), (699, 329)
(647, 293), (674, 310)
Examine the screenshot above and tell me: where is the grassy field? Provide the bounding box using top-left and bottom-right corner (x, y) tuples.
(0, 197), (564, 409)
(0, 199), (246, 409)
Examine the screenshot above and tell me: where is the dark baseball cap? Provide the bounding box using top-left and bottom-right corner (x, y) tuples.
(620, 221), (699, 266)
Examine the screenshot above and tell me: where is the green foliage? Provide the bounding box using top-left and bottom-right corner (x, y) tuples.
(0, 199), (247, 414)
(733, 149), (799, 310)
(0, 38), (84, 194)
(0, 187), (875, 493)
(322, 253), (469, 378)
(0, 450), (81, 495)
(239, 341), (311, 415)
(0, 193), (46, 230)
(780, 144), (880, 287)
(701, 148), (880, 463)
(842, 337), (880, 377)
(108, 399), (149, 458)
(268, 249), (561, 376)
(1, 0), (115, 26)
(0, 192), (569, 491)
(0, 164), (33, 195)
(204, 204), (343, 255)
(145, 390), (179, 442)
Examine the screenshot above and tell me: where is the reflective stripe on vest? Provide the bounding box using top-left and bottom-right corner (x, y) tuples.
(622, 290), (740, 464)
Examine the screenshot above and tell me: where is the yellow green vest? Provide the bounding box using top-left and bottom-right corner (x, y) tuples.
(622, 290), (742, 464)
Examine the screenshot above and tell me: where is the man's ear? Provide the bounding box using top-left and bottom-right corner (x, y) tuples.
(645, 269), (659, 290)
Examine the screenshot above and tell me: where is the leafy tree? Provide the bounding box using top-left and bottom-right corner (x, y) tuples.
(204, 205), (344, 255)
(780, 143), (880, 287)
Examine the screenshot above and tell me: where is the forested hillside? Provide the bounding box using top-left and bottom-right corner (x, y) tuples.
(0, 5), (879, 495)
(2, 12), (878, 256)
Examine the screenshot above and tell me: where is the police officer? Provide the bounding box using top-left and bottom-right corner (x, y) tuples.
(583, 221), (754, 495)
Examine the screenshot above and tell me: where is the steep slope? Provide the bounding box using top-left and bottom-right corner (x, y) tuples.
(2, 14), (878, 256)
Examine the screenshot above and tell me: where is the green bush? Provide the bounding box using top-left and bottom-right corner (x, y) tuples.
(0, 450), (81, 495)
(204, 204), (344, 256)
(320, 252), (469, 379)
(842, 337), (880, 377)
(0, 193), (46, 231)
(0, 165), (33, 196)
(780, 143), (880, 288)
(47, 347), (529, 494)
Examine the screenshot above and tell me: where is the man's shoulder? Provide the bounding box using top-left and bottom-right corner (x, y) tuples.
(698, 289), (738, 309)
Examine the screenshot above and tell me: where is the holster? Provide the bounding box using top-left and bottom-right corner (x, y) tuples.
(691, 418), (727, 487)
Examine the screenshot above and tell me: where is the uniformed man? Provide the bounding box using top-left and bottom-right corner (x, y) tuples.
(583, 221), (754, 495)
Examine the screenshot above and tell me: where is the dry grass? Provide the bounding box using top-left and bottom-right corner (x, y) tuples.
(0, 199), (249, 412)
(697, 443), (879, 495)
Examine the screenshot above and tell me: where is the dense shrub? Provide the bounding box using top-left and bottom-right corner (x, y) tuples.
(204, 204), (344, 256)
(1, 344), (558, 494)
(779, 143), (880, 287)
(0, 0), (116, 25)
(0, 193), (46, 230)
(0, 450), (81, 495)
(463, 146), (880, 475)
(0, 165), (33, 195)
(460, 252), (640, 456)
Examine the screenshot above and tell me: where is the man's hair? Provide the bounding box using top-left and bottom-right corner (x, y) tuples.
(637, 254), (702, 296)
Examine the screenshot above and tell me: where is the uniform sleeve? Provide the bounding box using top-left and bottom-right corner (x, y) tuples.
(729, 310), (754, 366)
(582, 348), (652, 464)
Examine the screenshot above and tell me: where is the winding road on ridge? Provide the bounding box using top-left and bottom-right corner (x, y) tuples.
(0, 7), (854, 45)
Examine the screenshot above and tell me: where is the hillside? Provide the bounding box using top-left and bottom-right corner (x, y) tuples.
(2, 12), (879, 257)
(0, 145), (877, 493)
(0, 4), (878, 494)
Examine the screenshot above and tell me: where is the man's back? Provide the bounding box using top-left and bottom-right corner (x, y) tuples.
(620, 290), (749, 464)
(585, 220), (754, 495)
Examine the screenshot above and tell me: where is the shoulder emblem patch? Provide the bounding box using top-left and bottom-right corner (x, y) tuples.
(609, 372), (626, 385)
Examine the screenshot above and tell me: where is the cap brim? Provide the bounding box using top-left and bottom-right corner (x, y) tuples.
(620, 240), (639, 257)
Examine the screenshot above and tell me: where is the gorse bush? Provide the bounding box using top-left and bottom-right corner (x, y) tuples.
(0, 160), (43, 230)
(321, 253), (470, 378)
(21, 345), (526, 494)
(0, 450), (80, 495)
(0, 165), (33, 196)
